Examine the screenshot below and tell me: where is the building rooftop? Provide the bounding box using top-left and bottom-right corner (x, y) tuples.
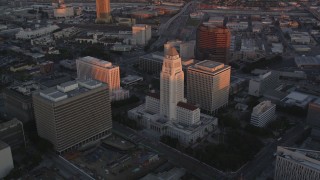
(192, 60), (229, 73)
(0, 118), (22, 131)
(39, 79), (104, 102)
(147, 93), (160, 100)
(277, 146), (320, 171)
(295, 56), (320, 67)
(6, 81), (40, 98)
(77, 56), (113, 68)
(252, 101), (275, 115)
(0, 140), (9, 150)
(121, 75), (143, 85)
(177, 101), (198, 111)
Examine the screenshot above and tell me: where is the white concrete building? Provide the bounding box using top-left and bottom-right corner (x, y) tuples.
(15, 25), (60, 40)
(160, 47), (185, 121)
(0, 141), (14, 178)
(248, 71), (279, 97)
(250, 101), (276, 127)
(177, 102), (200, 126)
(146, 93), (160, 114)
(132, 24), (152, 46)
(275, 146), (320, 180)
(289, 31), (312, 45)
(226, 21), (248, 31)
(128, 47), (217, 145)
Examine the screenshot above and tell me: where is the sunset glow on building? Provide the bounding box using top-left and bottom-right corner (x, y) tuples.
(197, 25), (231, 64)
(76, 56), (120, 92)
(187, 60), (231, 113)
(96, 0), (112, 23)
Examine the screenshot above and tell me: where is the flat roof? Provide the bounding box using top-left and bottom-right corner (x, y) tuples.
(177, 102), (198, 111)
(0, 118), (22, 131)
(191, 60), (230, 73)
(77, 56), (113, 68)
(295, 56), (320, 66)
(147, 93), (160, 100)
(39, 79), (104, 102)
(59, 80), (77, 88)
(277, 146), (320, 171)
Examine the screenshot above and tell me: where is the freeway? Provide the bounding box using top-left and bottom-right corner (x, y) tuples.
(158, 1), (195, 36)
(151, 1), (198, 50)
(203, 9), (311, 16)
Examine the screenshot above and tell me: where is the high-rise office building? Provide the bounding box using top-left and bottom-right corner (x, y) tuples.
(132, 24), (152, 45)
(33, 79), (112, 153)
(275, 146), (320, 180)
(187, 60), (231, 113)
(250, 101), (276, 127)
(129, 48), (218, 145)
(95, 0), (111, 23)
(76, 56), (129, 101)
(196, 24), (231, 64)
(76, 56), (120, 92)
(160, 47), (185, 121)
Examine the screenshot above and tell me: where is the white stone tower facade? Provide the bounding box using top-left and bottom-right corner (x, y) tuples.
(160, 47), (185, 121)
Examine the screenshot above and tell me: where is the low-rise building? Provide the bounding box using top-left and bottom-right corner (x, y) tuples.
(16, 25), (60, 40)
(281, 91), (316, 108)
(53, 27), (80, 39)
(295, 55), (320, 69)
(59, 59), (76, 70)
(250, 101), (276, 127)
(289, 31), (312, 45)
(3, 81), (40, 123)
(226, 21), (248, 31)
